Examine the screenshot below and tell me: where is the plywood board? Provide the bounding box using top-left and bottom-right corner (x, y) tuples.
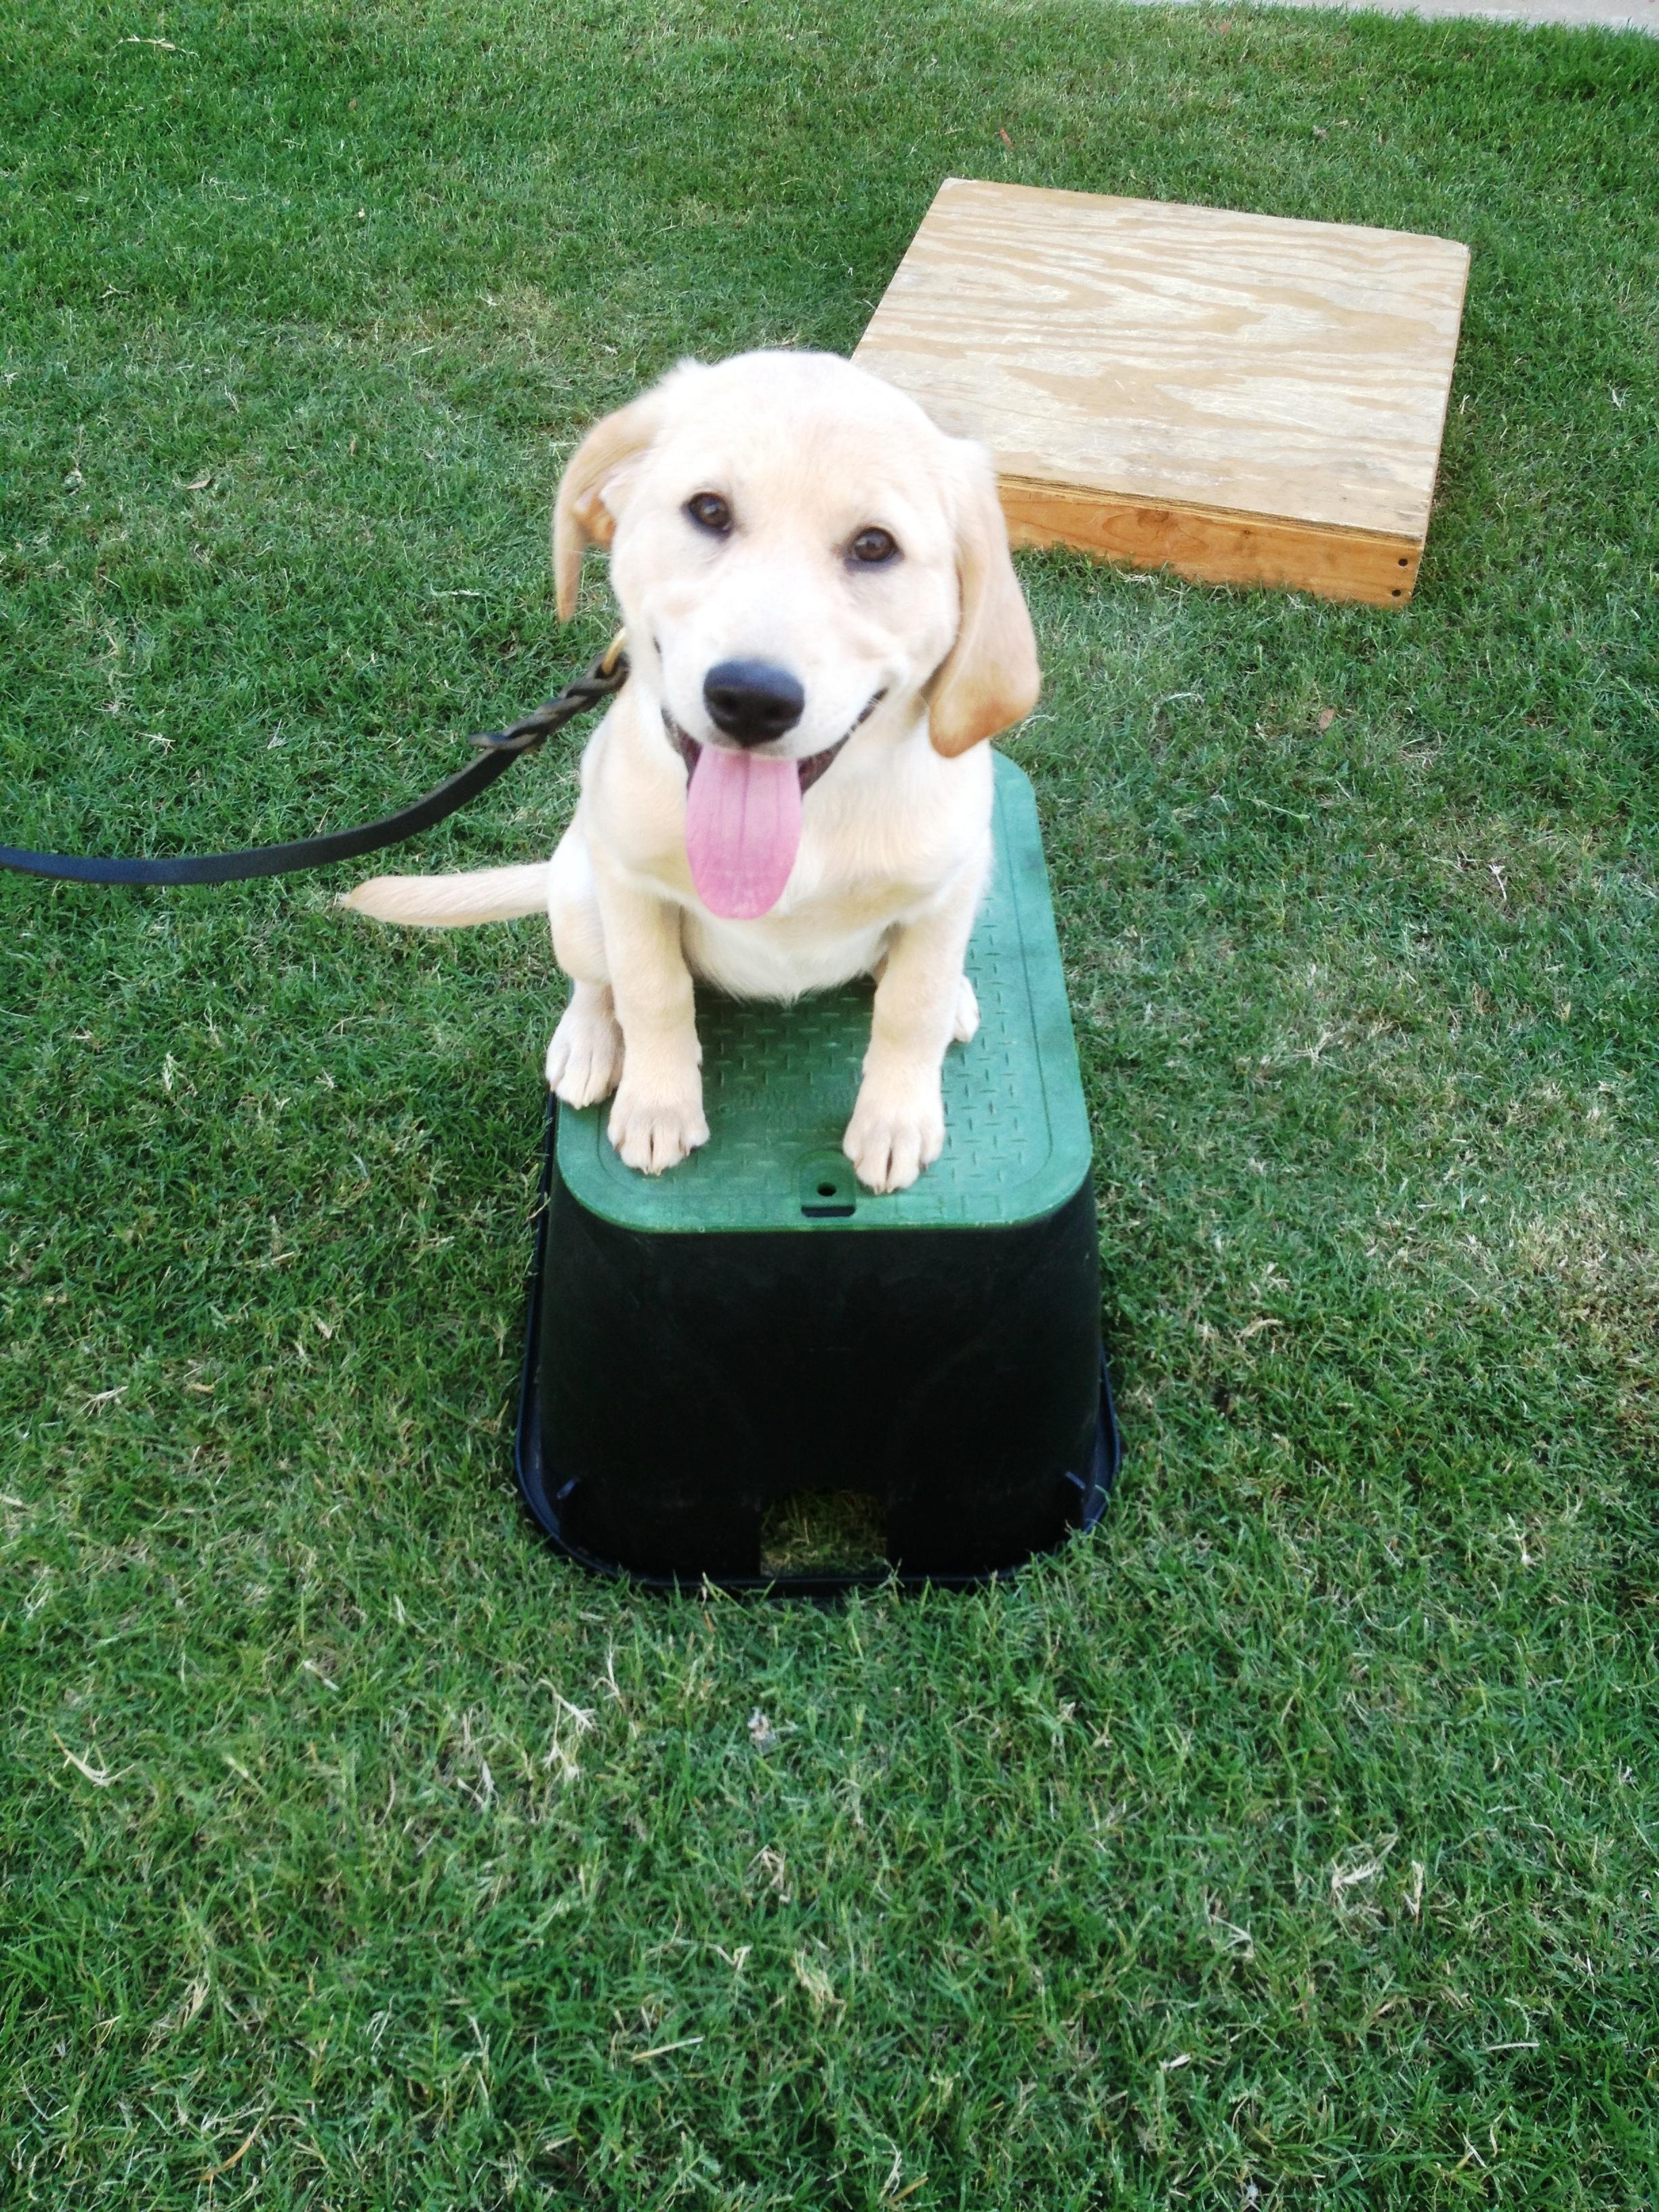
(854, 179), (1469, 606)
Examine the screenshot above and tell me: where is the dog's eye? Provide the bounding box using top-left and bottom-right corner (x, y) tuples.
(848, 527), (899, 566)
(686, 492), (733, 535)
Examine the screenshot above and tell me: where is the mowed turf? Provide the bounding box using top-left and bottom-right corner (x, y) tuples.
(2, 1), (1657, 2204)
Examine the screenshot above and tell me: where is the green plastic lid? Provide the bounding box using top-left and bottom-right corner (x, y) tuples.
(556, 753), (1090, 1233)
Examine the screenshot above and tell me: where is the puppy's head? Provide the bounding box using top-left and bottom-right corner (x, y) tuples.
(552, 350), (1039, 767)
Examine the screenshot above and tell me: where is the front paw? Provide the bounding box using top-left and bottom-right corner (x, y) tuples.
(843, 1071), (945, 1193)
(546, 989), (624, 1107)
(607, 1080), (710, 1175)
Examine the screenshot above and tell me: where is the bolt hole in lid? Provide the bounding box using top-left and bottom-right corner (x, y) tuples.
(554, 756), (1094, 1235)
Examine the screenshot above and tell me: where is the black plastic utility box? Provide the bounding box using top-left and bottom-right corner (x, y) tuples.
(514, 755), (1118, 1592)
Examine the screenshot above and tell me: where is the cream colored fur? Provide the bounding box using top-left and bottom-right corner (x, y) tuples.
(346, 862), (550, 926)
(344, 349), (1040, 1192)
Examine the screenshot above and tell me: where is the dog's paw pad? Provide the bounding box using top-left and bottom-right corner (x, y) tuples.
(951, 975), (980, 1046)
(546, 998), (624, 1107)
(607, 1088), (710, 1175)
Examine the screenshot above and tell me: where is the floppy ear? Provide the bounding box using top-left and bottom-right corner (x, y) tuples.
(550, 390), (665, 621)
(928, 443), (1041, 758)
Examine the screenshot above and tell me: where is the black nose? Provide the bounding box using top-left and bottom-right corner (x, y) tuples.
(703, 659), (805, 747)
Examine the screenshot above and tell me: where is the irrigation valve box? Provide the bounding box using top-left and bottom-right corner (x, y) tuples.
(516, 758), (1119, 1591)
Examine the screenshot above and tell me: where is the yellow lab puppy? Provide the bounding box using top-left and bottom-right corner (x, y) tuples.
(346, 350), (1039, 1191)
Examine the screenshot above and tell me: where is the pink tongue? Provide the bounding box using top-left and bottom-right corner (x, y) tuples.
(685, 747), (802, 919)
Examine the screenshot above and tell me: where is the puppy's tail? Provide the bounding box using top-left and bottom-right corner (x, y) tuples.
(340, 863), (550, 928)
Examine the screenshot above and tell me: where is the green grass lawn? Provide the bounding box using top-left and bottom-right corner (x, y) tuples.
(3, 0), (1658, 2203)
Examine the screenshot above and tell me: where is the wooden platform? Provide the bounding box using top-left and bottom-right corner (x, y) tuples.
(853, 180), (1470, 607)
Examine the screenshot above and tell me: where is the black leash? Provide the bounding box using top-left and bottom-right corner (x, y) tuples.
(0, 636), (629, 888)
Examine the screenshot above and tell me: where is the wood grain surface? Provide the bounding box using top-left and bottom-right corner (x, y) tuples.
(855, 179), (1469, 601)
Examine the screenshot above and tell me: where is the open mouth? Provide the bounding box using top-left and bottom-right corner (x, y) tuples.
(661, 691), (886, 921)
(661, 691), (884, 794)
